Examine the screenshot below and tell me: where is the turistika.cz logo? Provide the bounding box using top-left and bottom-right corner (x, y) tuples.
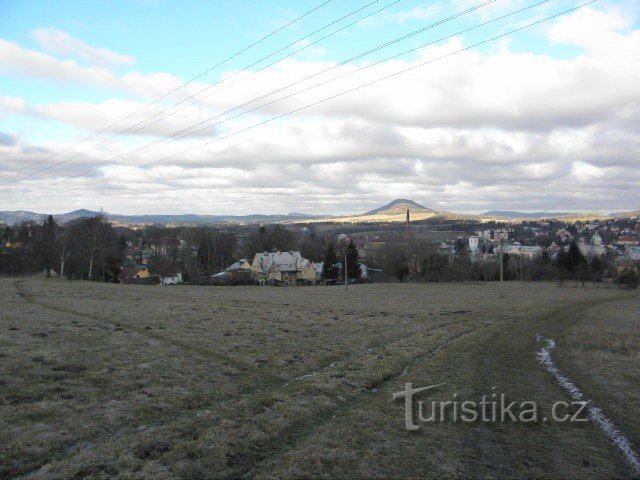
(393, 383), (589, 431)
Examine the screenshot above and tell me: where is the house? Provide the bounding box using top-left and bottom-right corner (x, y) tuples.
(211, 268), (254, 286)
(626, 246), (640, 261)
(546, 242), (561, 259)
(225, 259), (252, 272)
(131, 266), (152, 279)
(578, 234), (606, 258)
(158, 237), (181, 256)
(250, 251), (317, 286)
(126, 246), (155, 266)
(617, 236), (638, 247)
(313, 262), (325, 281)
(121, 266), (159, 285)
(359, 264), (382, 280)
(161, 273), (183, 285)
(502, 242), (543, 258)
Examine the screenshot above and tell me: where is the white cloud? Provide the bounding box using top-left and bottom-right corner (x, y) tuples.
(0, 96), (26, 117)
(1, 7), (640, 214)
(547, 7), (636, 56)
(393, 4), (441, 24)
(31, 28), (135, 67)
(0, 38), (123, 89)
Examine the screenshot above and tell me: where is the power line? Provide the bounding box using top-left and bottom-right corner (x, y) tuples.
(53, 0), (497, 184)
(78, 0), (598, 193)
(39, 0), (403, 183)
(14, 0), (386, 182)
(542, 141), (640, 213)
(11, 0), (335, 175)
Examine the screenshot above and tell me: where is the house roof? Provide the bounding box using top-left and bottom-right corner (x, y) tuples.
(252, 251), (309, 273)
(226, 259), (251, 271)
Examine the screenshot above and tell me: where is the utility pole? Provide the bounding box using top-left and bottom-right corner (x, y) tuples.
(344, 251), (348, 291)
(406, 209), (416, 282)
(499, 236), (505, 283)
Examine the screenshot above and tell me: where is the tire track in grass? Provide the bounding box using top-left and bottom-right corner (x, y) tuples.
(8, 280), (279, 478)
(14, 279), (480, 391)
(20, 314), (480, 478)
(12, 279), (538, 477)
(231, 325), (481, 479)
(13, 280), (282, 385)
(9, 279), (479, 476)
(25, 289), (617, 478)
(536, 336), (640, 476)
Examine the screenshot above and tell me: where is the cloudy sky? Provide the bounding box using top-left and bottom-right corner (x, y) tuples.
(1, 0), (639, 215)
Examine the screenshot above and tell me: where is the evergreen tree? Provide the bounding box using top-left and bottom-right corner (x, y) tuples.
(41, 215), (57, 277)
(590, 256), (604, 283)
(345, 240), (361, 281)
(322, 242), (339, 279)
(2, 226), (13, 243)
(454, 238), (467, 256)
(618, 269), (639, 289)
(502, 252), (510, 280)
(540, 250), (550, 265)
(566, 241), (586, 272)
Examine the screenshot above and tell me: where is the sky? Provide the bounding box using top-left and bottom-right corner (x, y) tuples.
(1, 0), (639, 216)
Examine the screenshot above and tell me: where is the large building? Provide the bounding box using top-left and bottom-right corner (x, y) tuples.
(578, 234), (607, 258)
(250, 251), (317, 286)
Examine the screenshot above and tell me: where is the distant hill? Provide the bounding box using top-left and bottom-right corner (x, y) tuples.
(283, 199), (439, 224)
(363, 199), (434, 216)
(1, 203), (637, 227)
(0, 210), (46, 225)
(481, 211), (571, 219)
(611, 210), (640, 219)
(0, 209), (104, 225)
(108, 213), (327, 225)
(0, 210), (327, 226)
(480, 211), (616, 221)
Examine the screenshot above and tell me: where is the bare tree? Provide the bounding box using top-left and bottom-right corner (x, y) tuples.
(58, 229), (70, 279)
(76, 213), (110, 280)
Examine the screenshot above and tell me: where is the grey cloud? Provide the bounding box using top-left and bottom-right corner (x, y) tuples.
(0, 131), (17, 146)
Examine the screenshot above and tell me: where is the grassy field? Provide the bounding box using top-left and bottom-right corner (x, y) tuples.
(0, 278), (638, 479)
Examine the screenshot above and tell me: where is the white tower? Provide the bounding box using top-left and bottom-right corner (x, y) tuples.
(469, 235), (479, 254)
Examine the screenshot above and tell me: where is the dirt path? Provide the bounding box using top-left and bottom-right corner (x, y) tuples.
(451, 293), (637, 478)
(247, 292), (639, 479)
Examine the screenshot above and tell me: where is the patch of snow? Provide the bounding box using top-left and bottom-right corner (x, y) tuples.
(536, 336), (640, 475)
(285, 371), (318, 386)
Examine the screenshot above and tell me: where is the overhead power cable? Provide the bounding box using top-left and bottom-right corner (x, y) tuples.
(49, 0), (502, 184)
(78, 0), (599, 193)
(14, 0), (385, 180)
(542, 141), (640, 214)
(12, 0), (335, 175)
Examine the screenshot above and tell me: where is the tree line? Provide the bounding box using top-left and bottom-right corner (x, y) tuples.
(1, 215), (636, 288)
(1, 214), (125, 281)
(371, 239), (637, 288)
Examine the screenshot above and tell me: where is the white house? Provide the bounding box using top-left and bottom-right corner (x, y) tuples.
(504, 243), (543, 258)
(468, 235), (479, 254)
(161, 273), (183, 285)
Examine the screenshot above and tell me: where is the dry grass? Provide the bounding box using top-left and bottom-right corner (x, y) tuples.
(0, 278), (637, 478)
